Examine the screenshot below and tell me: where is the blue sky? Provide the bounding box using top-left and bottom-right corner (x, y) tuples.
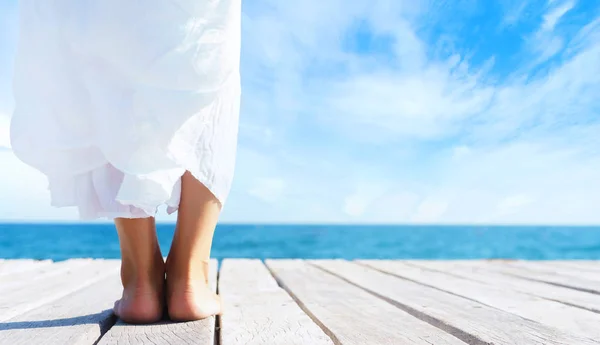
(1, 0), (600, 224)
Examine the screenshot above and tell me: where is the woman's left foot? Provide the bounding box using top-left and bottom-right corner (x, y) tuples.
(114, 254), (166, 324)
(165, 259), (221, 321)
(166, 279), (221, 321)
(113, 284), (165, 324)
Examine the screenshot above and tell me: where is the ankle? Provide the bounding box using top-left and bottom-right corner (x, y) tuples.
(166, 267), (208, 287)
(121, 258), (165, 288)
(166, 257), (209, 285)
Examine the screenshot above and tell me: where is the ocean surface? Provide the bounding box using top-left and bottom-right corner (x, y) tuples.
(1, 223), (600, 261)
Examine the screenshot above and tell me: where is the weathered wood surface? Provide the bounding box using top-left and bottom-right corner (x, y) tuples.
(406, 260), (600, 313)
(502, 260), (600, 283)
(268, 260), (468, 345)
(98, 260), (219, 345)
(1, 259), (600, 345)
(0, 259), (53, 277)
(219, 259), (333, 345)
(548, 262), (600, 279)
(361, 260), (600, 339)
(0, 260), (120, 322)
(0, 271), (121, 345)
(0, 259), (93, 293)
(467, 260), (600, 293)
(312, 260), (598, 345)
(548, 260), (600, 270)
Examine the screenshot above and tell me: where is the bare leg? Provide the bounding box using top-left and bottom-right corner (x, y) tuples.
(166, 171), (221, 321)
(113, 217), (165, 324)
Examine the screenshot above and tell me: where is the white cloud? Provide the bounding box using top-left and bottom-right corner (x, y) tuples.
(501, 1), (531, 27)
(330, 134), (600, 225)
(234, 0), (600, 224)
(1, 0), (599, 224)
(542, 0), (575, 31)
(0, 3), (18, 112)
(495, 194), (535, 216)
(342, 183), (386, 217)
(242, 0), (599, 146)
(525, 0), (576, 64)
(452, 145), (472, 160)
(0, 150), (77, 220)
(411, 198), (449, 223)
(319, 64), (495, 141)
(247, 177), (285, 203)
(343, 196), (368, 217)
(0, 114), (10, 149)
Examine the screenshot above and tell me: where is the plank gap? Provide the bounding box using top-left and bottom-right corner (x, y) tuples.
(403, 261), (600, 315)
(263, 261), (343, 345)
(502, 273), (600, 296)
(357, 261), (520, 314)
(467, 261), (600, 294)
(545, 299), (600, 314)
(214, 261), (221, 345)
(92, 313), (118, 345)
(0, 260), (122, 345)
(311, 262), (488, 345)
(360, 261), (600, 339)
(263, 259), (284, 289)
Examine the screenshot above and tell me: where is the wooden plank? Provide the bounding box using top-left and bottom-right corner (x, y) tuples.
(503, 261), (600, 282)
(219, 259), (333, 345)
(361, 260), (600, 339)
(0, 271), (121, 345)
(0, 259), (54, 277)
(406, 261), (600, 313)
(546, 261), (600, 277)
(98, 259), (219, 345)
(0, 259), (93, 293)
(527, 260), (599, 264)
(0, 260), (120, 322)
(503, 260), (600, 275)
(550, 261), (600, 272)
(266, 259), (468, 345)
(312, 260), (598, 345)
(463, 260), (600, 294)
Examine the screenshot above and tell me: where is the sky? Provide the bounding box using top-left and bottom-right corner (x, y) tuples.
(0, 0), (600, 224)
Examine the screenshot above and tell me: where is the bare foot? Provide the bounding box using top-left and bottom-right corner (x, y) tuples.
(167, 280), (221, 321)
(166, 260), (221, 321)
(114, 288), (164, 324)
(114, 256), (165, 324)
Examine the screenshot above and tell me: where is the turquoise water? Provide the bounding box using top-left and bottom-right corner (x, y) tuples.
(1, 223), (599, 261)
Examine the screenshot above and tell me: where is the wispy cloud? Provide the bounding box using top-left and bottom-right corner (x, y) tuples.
(1, 0), (599, 223)
(233, 0), (600, 224)
(0, 114), (11, 150)
(542, 0), (575, 31)
(0, 2), (18, 113)
(501, 1), (532, 27)
(525, 0), (576, 65)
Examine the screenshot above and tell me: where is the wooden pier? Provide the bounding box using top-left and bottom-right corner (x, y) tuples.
(1, 259), (599, 344)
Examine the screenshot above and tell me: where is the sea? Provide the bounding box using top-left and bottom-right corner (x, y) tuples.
(1, 223), (600, 261)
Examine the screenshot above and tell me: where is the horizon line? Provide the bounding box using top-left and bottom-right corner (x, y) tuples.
(1, 220), (599, 227)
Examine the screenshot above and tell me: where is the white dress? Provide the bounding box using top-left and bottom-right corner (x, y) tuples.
(10, 0), (242, 219)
